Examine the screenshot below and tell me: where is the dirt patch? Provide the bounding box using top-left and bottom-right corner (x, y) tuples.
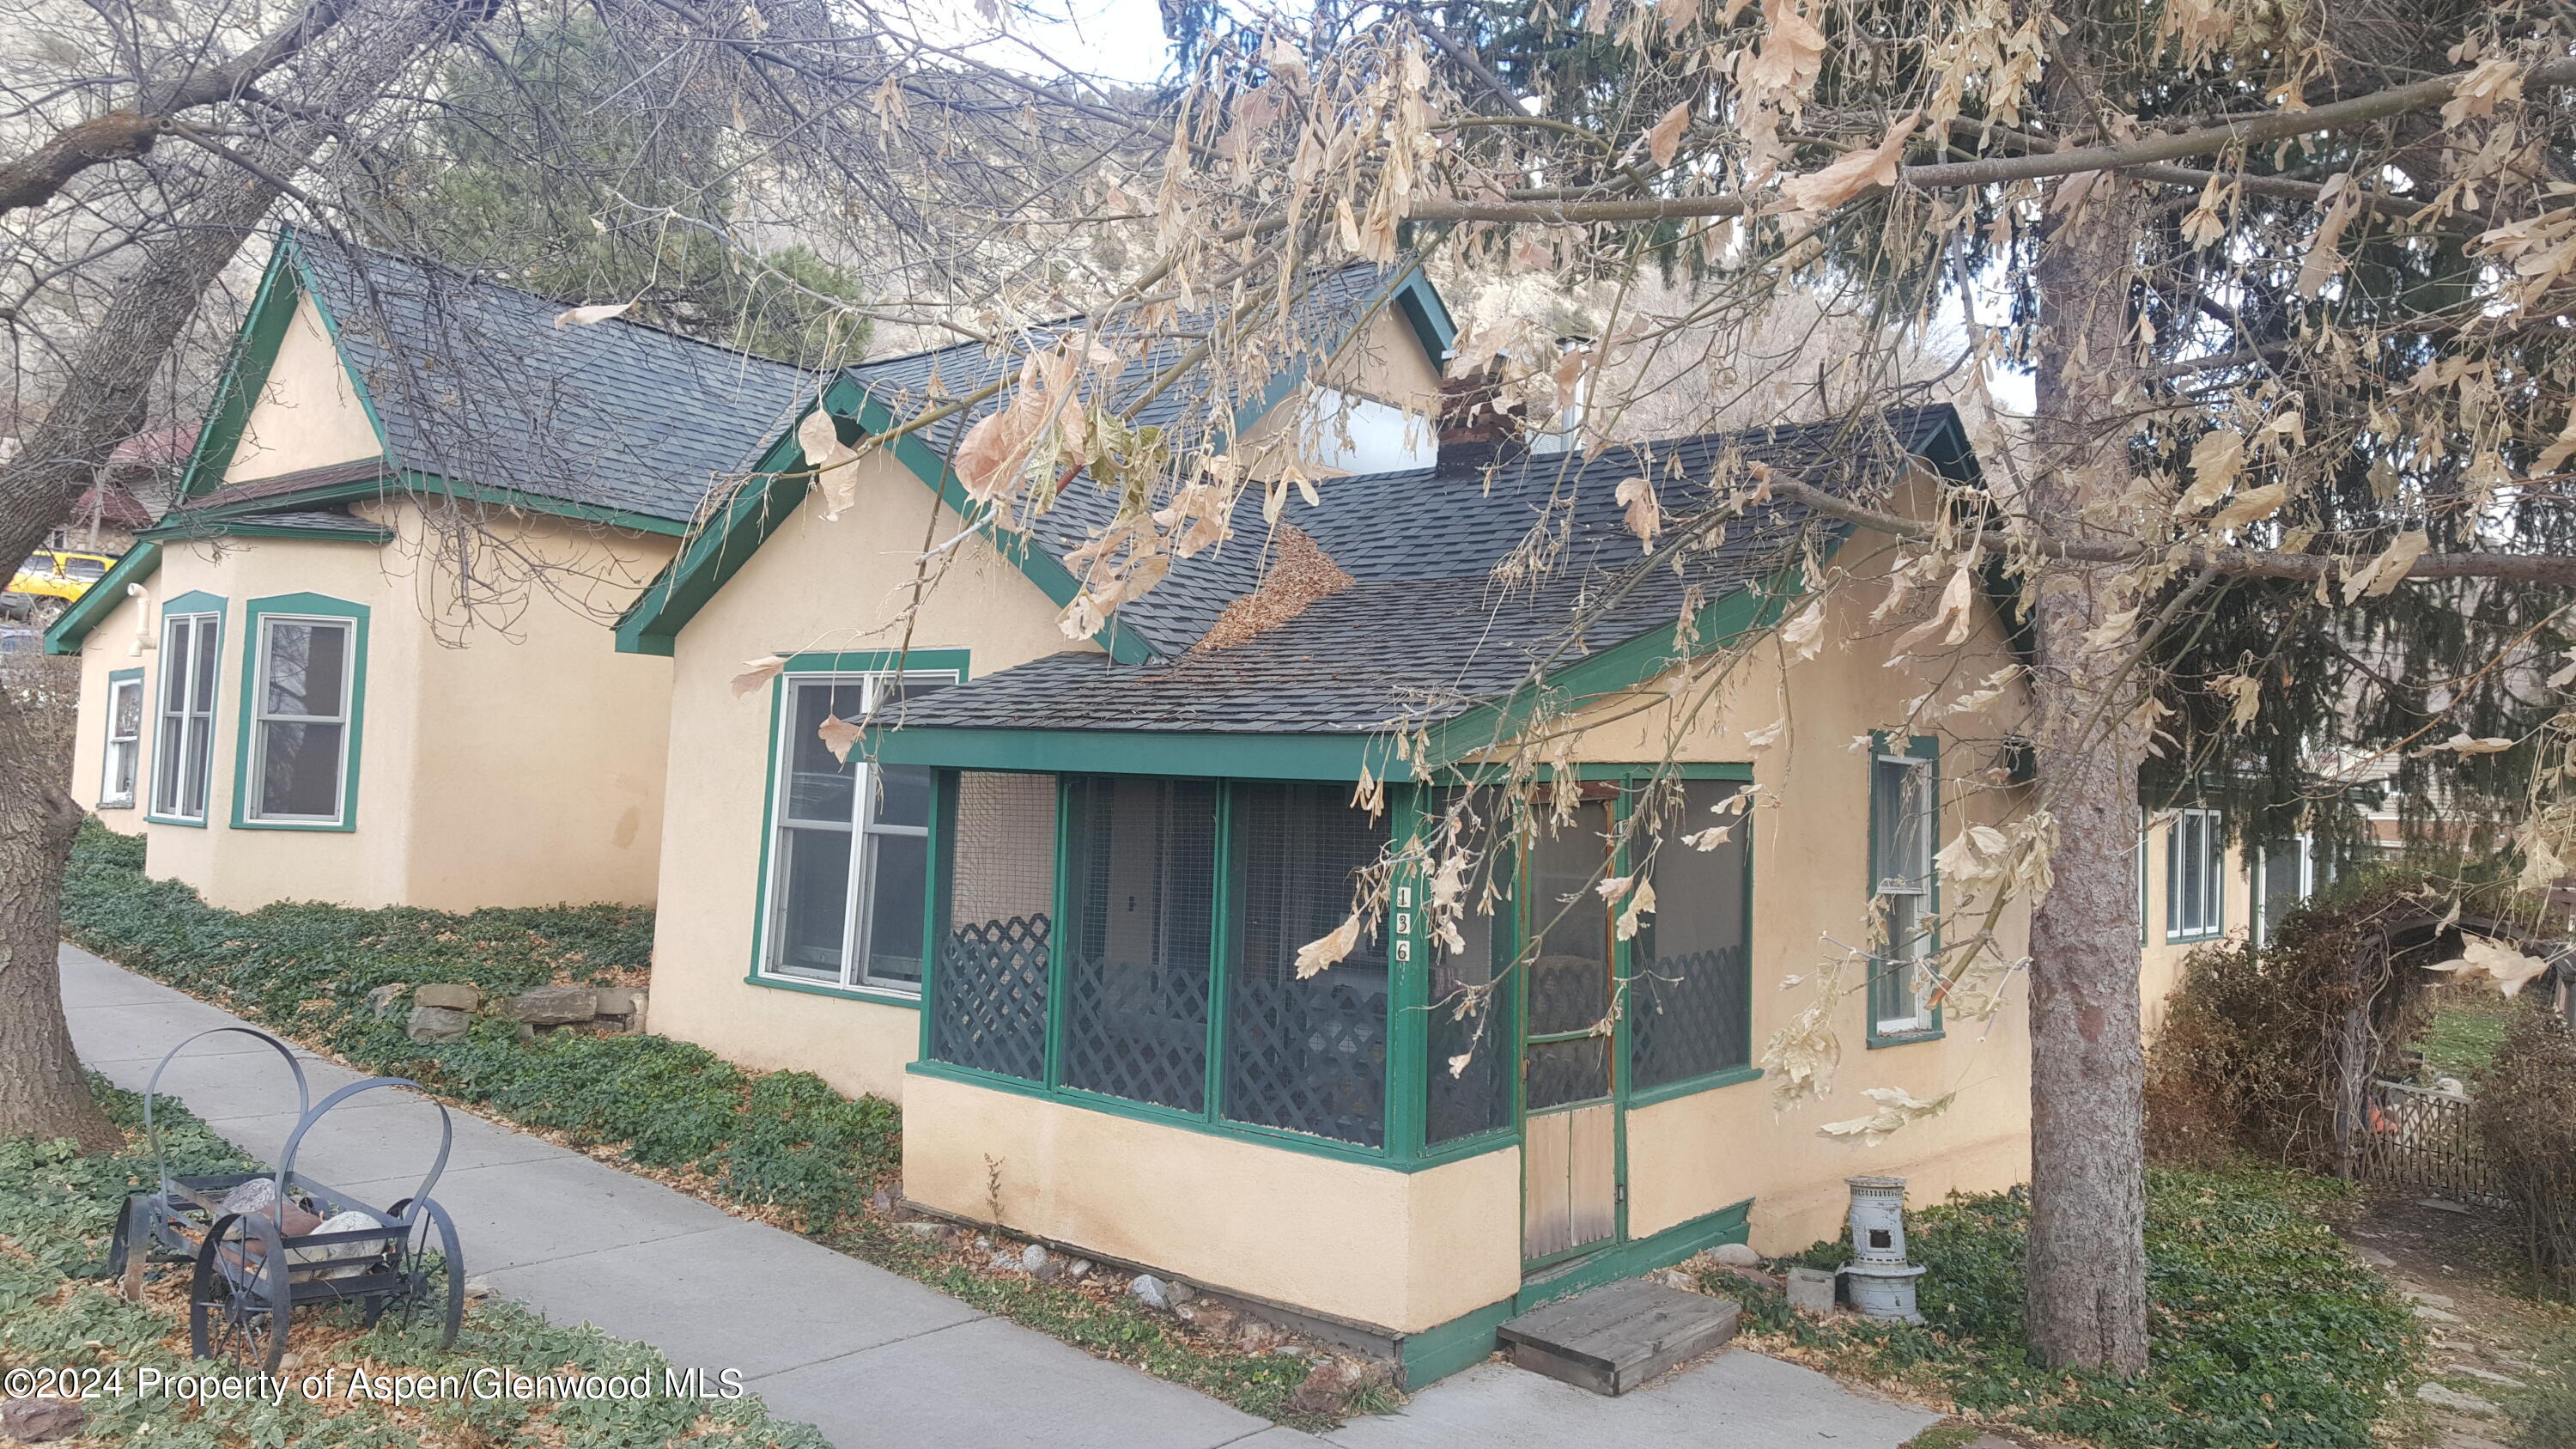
(2339, 1194), (2567, 1449)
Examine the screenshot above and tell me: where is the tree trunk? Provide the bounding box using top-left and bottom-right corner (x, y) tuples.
(0, 0), (478, 1146)
(2019, 46), (2154, 1374)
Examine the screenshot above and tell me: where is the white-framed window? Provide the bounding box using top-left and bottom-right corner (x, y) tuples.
(1869, 744), (1939, 1036)
(2166, 807), (2227, 941)
(761, 670), (958, 994)
(246, 614), (356, 825)
(2253, 834), (2315, 947)
(149, 611), (221, 821)
(100, 674), (143, 808)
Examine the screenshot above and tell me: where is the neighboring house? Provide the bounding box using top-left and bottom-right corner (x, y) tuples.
(2136, 799), (2336, 1033)
(625, 260), (2031, 1387)
(45, 229), (805, 911)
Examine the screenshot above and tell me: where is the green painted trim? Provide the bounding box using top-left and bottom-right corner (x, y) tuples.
(867, 727), (1399, 782)
(142, 515), (394, 545)
(736, 971), (923, 1009)
(1395, 1298), (1514, 1390)
(1389, 271), (1461, 362)
(1865, 732), (1945, 1049)
(173, 240), (307, 505)
(41, 542), (161, 654)
(1626, 1063), (1764, 1111)
(229, 593), (368, 832)
(98, 667), (145, 809)
(1516, 1197), (1754, 1313)
(742, 655), (970, 1000)
(143, 593), (226, 827)
(157, 473), (390, 525)
(907, 1058), (1425, 1170)
(1386, 786), (1429, 1161)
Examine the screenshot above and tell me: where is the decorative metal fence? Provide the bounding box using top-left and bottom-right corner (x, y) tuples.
(2355, 1080), (2508, 1207)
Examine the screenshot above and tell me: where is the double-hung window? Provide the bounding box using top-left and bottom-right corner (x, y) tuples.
(246, 614), (357, 825)
(150, 609), (221, 822)
(2166, 807), (2226, 941)
(1868, 741), (1939, 1038)
(100, 673), (143, 808)
(2254, 834), (2314, 947)
(763, 669), (957, 994)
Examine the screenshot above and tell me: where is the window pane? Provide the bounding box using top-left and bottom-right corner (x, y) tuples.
(1526, 798), (1612, 1036)
(863, 833), (927, 987)
(1526, 1037), (1609, 1111)
(161, 620), (193, 715)
(1873, 896), (1923, 1026)
(783, 681), (866, 823)
(872, 764), (932, 827)
(1224, 783), (1390, 1148)
(1425, 788), (1512, 1146)
(772, 826), (854, 979)
(263, 621), (346, 717)
(65, 557), (104, 580)
(258, 721), (343, 818)
(111, 679), (142, 739)
(191, 618), (218, 714)
(180, 715), (210, 819)
(2178, 817), (2204, 932)
(1060, 776), (1214, 1111)
(932, 771), (1057, 1081)
(1634, 780), (1753, 1089)
(1873, 756), (1931, 889)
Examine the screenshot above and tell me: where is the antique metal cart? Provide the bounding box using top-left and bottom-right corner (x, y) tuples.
(108, 1026), (465, 1372)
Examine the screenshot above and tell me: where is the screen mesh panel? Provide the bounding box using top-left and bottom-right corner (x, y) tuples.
(1224, 783), (1391, 1147)
(1425, 788), (1513, 1145)
(929, 771), (1058, 1082)
(1631, 779), (1753, 1091)
(1060, 777), (1216, 1111)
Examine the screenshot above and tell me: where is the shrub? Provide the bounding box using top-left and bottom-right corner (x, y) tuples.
(59, 819), (896, 1230)
(2471, 1001), (2576, 1301)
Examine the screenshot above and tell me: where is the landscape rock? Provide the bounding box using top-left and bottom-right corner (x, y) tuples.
(1061, 1257), (1092, 1279)
(902, 1221), (952, 1240)
(1020, 1244), (1050, 1273)
(365, 983), (408, 1018)
(1283, 1359), (1352, 1417)
(465, 1277), (495, 1300)
(404, 1005), (470, 1042)
(869, 1189), (896, 1216)
(1, 1397), (84, 1443)
(505, 986), (598, 1026)
(2416, 1381), (2498, 1416)
(593, 988), (642, 1018)
(1130, 1274), (1175, 1311)
(1174, 1301), (1240, 1337)
(1710, 1242), (1765, 1268)
(2445, 1364), (2527, 1387)
(413, 983), (481, 1012)
(1658, 1269), (1696, 1292)
(989, 1252), (1018, 1271)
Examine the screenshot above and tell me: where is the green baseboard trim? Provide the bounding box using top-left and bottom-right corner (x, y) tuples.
(1395, 1298), (1516, 1389)
(1393, 1196), (1757, 1391)
(1517, 1196), (1755, 1313)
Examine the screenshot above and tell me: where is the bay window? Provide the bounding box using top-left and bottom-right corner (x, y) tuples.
(150, 607), (221, 823)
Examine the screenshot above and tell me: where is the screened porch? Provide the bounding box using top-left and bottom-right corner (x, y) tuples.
(914, 769), (1759, 1167)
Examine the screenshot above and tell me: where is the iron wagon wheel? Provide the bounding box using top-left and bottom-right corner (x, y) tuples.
(108, 1196), (154, 1302)
(190, 1212), (290, 1373)
(379, 1197), (465, 1349)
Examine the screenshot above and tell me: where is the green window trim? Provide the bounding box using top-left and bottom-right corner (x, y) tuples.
(2164, 806), (2227, 943)
(99, 667), (146, 810)
(144, 591), (227, 828)
(744, 649), (973, 1003)
(231, 593), (368, 832)
(1865, 731), (1945, 1048)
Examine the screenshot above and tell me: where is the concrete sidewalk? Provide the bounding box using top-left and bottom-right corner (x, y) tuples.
(62, 943), (1941, 1449)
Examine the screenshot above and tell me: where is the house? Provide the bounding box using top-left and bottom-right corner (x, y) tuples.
(45, 229), (805, 911)
(626, 262), (2035, 1385)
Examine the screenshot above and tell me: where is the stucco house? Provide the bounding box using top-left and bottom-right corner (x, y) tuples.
(625, 262), (2037, 1385)
(46, 230), (805, 910)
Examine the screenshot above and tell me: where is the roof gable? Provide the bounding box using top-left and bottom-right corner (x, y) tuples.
(614, 262), (1456, 657)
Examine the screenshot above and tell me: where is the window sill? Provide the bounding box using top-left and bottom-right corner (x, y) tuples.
(1866, 1025), (1944, 1049)
(1627, 1063), (1763, 1110)
(232, 817), (354, 832)
(742, 970), (921, 1008)
(97, 801), (135, 812)
(143, 813), (207, 830)
(2164, 930), (2224, 945)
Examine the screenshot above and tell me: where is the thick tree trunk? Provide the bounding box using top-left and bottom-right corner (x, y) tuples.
(2019, 49), (2154, 1374)
(0, 0), (477, 1145)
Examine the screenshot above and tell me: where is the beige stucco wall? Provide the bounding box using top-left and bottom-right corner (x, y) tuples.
(645, 449), (1097, 1100)
(219, 294), (383, 484)
(905, 1071), (1522, 1333)
(64, 502), (676, 911)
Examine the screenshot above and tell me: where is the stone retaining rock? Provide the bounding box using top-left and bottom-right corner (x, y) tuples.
(505, 986), (597, 1025)
(405, 1005), (471, 1042)
(413, 983), (481, 1012)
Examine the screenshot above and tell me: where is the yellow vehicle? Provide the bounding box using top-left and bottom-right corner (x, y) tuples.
(9, 549), (118, 603)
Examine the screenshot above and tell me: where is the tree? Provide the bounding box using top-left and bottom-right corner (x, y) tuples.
(0, 0), (493, 1146)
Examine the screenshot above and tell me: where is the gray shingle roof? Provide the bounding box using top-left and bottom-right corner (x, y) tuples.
(886, 405), (1969, 736)
(287, 232), (811, 525)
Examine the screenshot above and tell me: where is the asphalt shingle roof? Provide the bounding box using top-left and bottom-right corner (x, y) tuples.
(886, 405), (1969, 737)
(285, 232), (811, 525)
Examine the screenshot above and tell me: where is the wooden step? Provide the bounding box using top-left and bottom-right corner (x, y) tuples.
(1496, 1279), (1742, 1396)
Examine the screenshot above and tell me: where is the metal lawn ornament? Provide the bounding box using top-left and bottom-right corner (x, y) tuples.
(1839, 1175), (1927, 1323)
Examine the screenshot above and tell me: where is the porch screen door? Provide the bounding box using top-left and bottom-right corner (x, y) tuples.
(1522, 791), (1619, 1263)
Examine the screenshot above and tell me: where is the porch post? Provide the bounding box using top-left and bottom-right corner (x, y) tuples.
(1387, 783), (1430, 1162)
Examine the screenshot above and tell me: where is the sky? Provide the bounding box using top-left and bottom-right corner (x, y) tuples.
(966, 0), (1180, 87)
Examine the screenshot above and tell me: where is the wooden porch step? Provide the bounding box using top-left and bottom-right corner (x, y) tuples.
(1496, 1279), (1742, 1396)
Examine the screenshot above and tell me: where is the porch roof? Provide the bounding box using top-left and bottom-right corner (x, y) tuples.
(869, 404), (1975, 764)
